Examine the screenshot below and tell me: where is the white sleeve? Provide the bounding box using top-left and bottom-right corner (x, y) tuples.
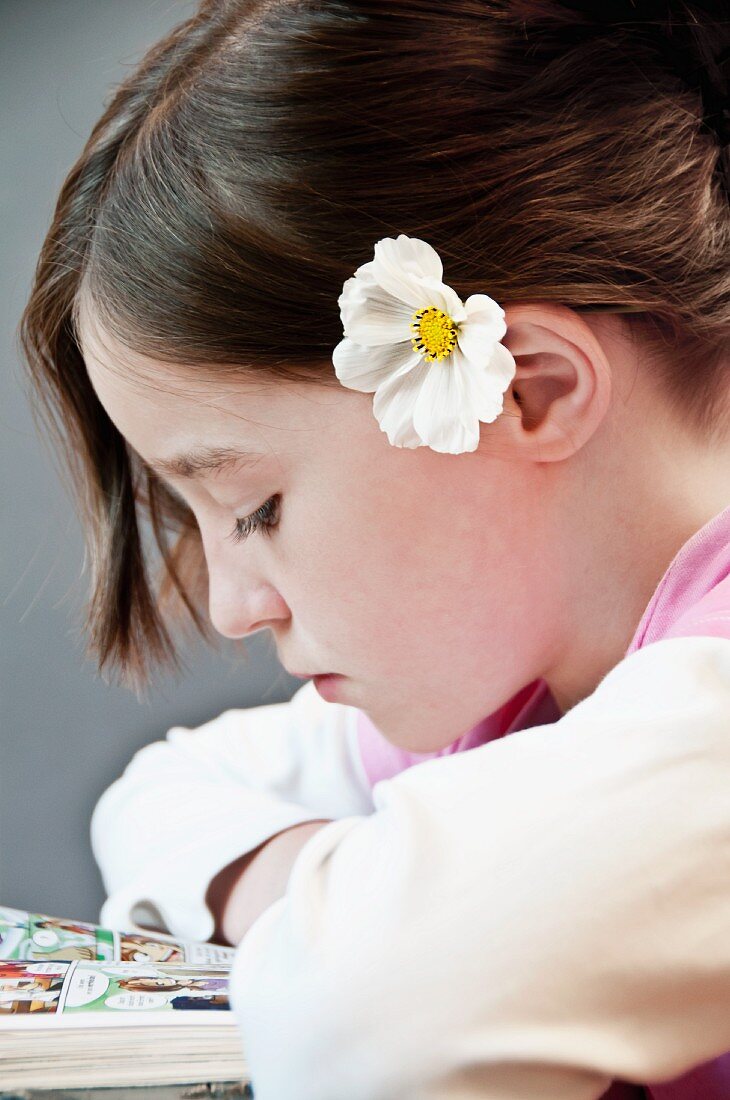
(89, 679), (375, 942)
(229, 635), (730, 1100)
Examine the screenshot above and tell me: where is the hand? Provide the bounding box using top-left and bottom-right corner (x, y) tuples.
(206, 819), (333, 946)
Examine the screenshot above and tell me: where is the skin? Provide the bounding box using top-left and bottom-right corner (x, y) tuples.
(78, 299), (730, 945)
(78, 300), (730, 742)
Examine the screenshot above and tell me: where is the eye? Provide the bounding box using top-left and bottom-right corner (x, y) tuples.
(227, 494), (281, 544)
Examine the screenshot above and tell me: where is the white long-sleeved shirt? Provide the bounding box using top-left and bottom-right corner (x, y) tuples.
(91, 675), (376, 940)
(90, 635), (730, 1100)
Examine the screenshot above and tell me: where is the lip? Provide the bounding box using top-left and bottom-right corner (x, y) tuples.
(311, 673), (345, 701)
(287, 666), (344, 677)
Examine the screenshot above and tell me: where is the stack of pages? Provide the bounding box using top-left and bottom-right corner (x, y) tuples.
(0, 903), (249, 1088)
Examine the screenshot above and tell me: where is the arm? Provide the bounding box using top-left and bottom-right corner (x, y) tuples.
(228, 636), (730, 1100)
(205, 819), (333, 945)
(89, 679), (375, 942)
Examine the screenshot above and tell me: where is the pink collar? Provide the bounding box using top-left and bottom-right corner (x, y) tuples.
(625, 502), (730, 654)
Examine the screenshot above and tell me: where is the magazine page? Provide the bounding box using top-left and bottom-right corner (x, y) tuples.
(0, 905), (235, 965)
(0, 959), (237, 1028)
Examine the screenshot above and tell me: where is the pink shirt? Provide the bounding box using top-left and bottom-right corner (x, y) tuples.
(356, 503), (730, 1100)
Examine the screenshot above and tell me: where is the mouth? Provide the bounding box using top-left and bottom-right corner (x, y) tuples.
(311, 674), (346, 700)
(287, 670), (341, 680)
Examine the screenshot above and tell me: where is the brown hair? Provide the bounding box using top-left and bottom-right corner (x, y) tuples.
(19, 0), (729, 696)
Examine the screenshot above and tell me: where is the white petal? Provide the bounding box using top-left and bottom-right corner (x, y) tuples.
(374, 234), (444, 283)
(371, 357), (430, 448)
(486, 339), (518, 389)
(457, 343), (516, 422)
(463, 293), (506, 333)
(339, 277), (415, 347)
(411, 352), (480, 454)
(418, 277), (467, 323)
(370, 237), (437, 308)
(333, 338), (420, 393)
(457, 322), (507, 371)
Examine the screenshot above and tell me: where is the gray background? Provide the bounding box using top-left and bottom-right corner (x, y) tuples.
(1, 0), (303, 925)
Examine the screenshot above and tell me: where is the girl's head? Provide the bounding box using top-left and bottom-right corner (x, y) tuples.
(20, 1), (729, 750)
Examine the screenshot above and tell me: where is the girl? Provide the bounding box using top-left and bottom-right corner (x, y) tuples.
(19, 1), (730, 1098)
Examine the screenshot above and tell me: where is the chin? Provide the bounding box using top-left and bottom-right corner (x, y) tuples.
(363, 707), (458, 755)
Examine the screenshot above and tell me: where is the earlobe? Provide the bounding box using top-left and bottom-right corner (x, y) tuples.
(497, 304), (612, 463)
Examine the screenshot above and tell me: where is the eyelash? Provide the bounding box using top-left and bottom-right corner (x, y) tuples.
(227, 494), (281, 544)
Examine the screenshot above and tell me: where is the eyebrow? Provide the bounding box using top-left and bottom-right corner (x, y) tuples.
(145, 446), (267, 479)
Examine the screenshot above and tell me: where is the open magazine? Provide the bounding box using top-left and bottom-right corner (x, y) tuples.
(0, 903), (250, 1089)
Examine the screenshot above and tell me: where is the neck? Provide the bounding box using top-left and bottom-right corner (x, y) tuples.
(541, 434), (730, 714)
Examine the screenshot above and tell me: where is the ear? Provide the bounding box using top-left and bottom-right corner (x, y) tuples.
(492, 302), (613, 462)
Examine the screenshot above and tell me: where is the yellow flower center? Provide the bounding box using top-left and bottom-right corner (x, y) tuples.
(410, 306), (459, 363)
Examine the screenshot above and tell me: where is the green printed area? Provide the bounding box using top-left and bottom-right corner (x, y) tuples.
(96, 927), (116, 956)
(62, 964), (231, 1015)
(0, 908), (114, 962)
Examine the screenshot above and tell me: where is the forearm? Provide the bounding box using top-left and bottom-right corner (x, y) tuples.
(91, 685), (374, 943)
(206, 819), (333, 945)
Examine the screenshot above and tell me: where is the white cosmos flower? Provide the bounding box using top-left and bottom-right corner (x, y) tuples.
(332, 233), (517, 454)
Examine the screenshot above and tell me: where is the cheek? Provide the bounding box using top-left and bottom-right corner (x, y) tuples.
(279, 479), (422, 643)
(330, 484), (453, 642)
(360, 479), (530, 663)
(284, 456), (534, 673)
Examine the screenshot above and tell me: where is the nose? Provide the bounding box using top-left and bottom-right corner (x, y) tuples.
(208, 565), (289, 639)
(201, 524), (289, 640)
(209, 585), (288, 639)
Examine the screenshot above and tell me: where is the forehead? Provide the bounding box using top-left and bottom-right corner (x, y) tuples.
(77, 304), (274, 410)
(75, 303), (340, 470)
